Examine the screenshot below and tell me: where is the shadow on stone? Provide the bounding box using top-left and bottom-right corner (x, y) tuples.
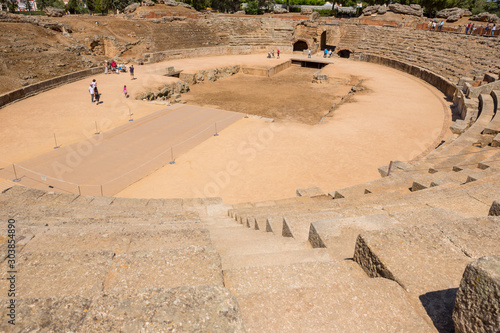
(419, 288), (458, 333)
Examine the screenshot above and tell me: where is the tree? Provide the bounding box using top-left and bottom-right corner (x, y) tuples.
(212, 0), (240, 12)
(245, 0), (259, 13)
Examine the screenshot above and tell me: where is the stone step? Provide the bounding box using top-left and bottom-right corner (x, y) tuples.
(0, 214), (202, 228)
(210, 232), (310, 257)
(477, 149), (500, 169)
(21, 225), (212, 253)
(224, 260), (367, 297)
(0, 250), (115, 299)
(103, 246), (224, 292)
(353, 217), (500, 333)
(3, 202), (199, 220)
(282, 211), (343, 242)
(431, 145), (482, 171)
(1, 186), (224, 216)
(452, 146), (499, 171)
(221, 248), (332, 270)
(0, 286), (245, 332)
(309, 214), (400, 260)
(411, 170), (472, 191)
(237, 282), (434, 332)
(0, 185), (45, 204)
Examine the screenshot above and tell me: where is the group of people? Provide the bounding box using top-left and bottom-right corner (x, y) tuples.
(428, 20), (497, 36)
(104, 61), (135, 79)
(464, 23), (497, 36)
(428, 21), (445, 31)
(323, 48), (333, 58)
(267, 49), (281, 58)
(88, 79), (100, 105)
(88, 65), (133, 104)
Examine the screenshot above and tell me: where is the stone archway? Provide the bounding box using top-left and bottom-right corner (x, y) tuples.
(293, 40), (309, 52)
(320, 31), (327, 50)
(338, 49), (352, 58)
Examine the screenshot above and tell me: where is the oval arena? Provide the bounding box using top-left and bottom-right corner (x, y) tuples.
(0, 7), (499, 332)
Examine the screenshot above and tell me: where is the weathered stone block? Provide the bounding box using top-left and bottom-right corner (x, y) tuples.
(453, 255), (500, 333)
(488, 200), (500, 216)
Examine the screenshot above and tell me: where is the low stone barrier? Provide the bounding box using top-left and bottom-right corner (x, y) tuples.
(0, 67), (103, 109)
(242, 60), (291, 77)
(144, 45), (294, 64)
(358, 53), (458, 100)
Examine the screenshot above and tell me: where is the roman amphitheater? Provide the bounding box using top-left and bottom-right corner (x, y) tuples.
(0, 5), (499, 332)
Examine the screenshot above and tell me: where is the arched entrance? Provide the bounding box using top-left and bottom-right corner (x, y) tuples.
(338, 49), (352, 58)
(320, 31), (327, 50)
(293, 40), (309, 52)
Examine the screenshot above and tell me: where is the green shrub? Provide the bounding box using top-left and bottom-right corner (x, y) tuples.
(13, 10), (45, 15)
(314, 8), (332, 16)
(245, 0), (260, 14)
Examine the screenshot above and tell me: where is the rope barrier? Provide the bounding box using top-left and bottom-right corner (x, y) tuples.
(0, 113), (243, 192)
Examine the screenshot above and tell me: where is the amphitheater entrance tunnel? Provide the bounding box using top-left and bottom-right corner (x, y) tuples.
(320, 31), (327, 50)
(338, 49), (352, 58)
(293, 40), (309, 52)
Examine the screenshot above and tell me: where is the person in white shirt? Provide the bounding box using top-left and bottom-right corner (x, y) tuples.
(89, 84), (95, 103)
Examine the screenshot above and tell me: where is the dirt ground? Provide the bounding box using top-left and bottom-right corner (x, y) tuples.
(117, 56), (452, 203)
(182, 66), (360, 125)
(0, 52), (451, 203)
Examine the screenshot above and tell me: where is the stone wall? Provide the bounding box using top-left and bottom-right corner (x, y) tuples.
(358, 53), (457, 98)
(0, 67), (103, 108)
(144, 45), (292, 64)
(242, 60), (291, 77)
(336, 23), (500, 82)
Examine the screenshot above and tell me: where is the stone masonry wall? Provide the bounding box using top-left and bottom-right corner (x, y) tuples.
(337, 23), (500, 83)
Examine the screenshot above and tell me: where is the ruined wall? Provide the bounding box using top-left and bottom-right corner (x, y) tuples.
(335, 23), (500, 82)
(143, 16), (298, 61)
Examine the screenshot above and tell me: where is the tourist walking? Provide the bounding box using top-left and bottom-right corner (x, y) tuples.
(277, 49), (280, 59)
(130, 65), (135, 80)
(432, 21), (436, 31)
(484, 24), (489, 36)
(324, 48), (328, 58)
(89, 83), (95, 103)
(123, 85), (128, 98)
(492, 24), (496, 36)
(104, 61), (108, 74)
(308, 49), (311, 58)
(94, 86), (100, 105)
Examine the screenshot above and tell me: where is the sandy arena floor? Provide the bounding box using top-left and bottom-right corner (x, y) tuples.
(0, 53), (451, 203)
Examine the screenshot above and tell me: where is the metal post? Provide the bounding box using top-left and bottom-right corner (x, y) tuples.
(78, 185), (81, 195)
(12, 164), (21, 182)
(53, 133), (60, 149)
(169, 147), (175, 164)
(387, 161), (393, 177)
(214, 123), (219, 136)
(100, 185), (104, 196)
(94, 121), (100, 135)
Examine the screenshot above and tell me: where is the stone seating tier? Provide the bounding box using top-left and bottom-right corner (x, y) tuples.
(353, 217), (500, 333)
